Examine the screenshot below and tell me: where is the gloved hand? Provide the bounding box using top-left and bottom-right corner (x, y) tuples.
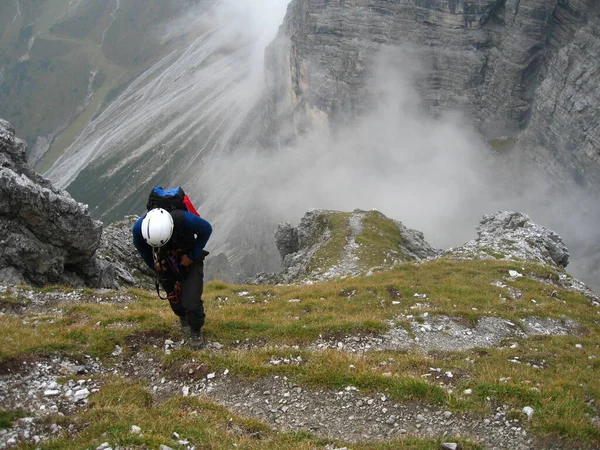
(180, 254), (193, 266)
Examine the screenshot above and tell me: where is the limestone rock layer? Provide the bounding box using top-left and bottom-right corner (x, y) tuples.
(267, 0), (600, 186)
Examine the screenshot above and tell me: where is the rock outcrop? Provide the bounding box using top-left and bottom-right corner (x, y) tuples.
(95, 216), (152, 289)
(265, 0), (600, 187)
(0, 119), (116, 287)
(443, 210), (598, 303)
(443, 211), (569, 267)
(250, 209), (439, 284)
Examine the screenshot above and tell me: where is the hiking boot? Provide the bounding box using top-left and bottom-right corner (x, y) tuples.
(188, 329), (206, 350)
(179, 316), (191, 335)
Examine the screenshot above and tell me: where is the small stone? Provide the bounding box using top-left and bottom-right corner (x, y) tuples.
(96, 443), (111, 450)
(522, 406), (534, 420)
(463, 389), (473, 395)
(73, 388), (90, 401)
(443, 411), (453, 419)
(441, 444), (459, 450)
(130, 425), (142, 434)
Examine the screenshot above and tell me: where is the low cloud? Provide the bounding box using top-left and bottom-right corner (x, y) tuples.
(200, 45), (600, 290)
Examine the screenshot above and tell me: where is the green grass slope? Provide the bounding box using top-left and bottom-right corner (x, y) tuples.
(1, 258), (598, 449)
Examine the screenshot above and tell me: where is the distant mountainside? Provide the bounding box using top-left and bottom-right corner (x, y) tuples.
(0, 0), (209, 170)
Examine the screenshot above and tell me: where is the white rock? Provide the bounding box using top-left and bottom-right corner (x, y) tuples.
(441, 443), (459, 450)
(508, 270), (522, 278)
(130, 425), (142, 434)
(44, 390), (60, 397)
(463, 389), (473, 395)
(73, 388), (90, 401)
(522, 406), (534, 420)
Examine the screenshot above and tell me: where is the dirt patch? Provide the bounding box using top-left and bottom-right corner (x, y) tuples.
(124, 329), (171, 350)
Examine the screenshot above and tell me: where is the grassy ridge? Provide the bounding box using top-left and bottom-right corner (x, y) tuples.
(0, 259), (599, 448)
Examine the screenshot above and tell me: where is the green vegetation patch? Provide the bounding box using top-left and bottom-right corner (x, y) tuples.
(356, 209), (410, 269)
(306, 211), (351, 274)
(0, 409), (27, 429)
(489, 136), (517, 153)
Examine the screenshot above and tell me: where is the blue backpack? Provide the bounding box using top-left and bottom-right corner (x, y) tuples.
(146, 186), (200, 216)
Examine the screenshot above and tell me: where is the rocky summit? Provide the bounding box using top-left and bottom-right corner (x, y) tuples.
(250, 209), (439, 284)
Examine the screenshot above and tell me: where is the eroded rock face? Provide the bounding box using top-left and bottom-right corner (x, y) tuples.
(443, 211), (569, 267)
(0, 119), (115, 287)
(265, 0), (600, 186)
(516, 9), (600, 189)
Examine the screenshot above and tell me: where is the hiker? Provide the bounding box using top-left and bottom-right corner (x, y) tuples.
(132, 190), (212, 350)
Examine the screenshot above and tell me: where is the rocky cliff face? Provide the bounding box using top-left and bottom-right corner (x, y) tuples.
(0, 119), (116, 287)
(517, 5), (600, 189)
(265, 0), (600, 186)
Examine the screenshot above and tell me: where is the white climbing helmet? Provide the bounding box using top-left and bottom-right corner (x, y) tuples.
(141, 208), (174, 247)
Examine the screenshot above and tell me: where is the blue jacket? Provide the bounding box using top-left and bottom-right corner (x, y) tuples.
(132, 211), (212, 270)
